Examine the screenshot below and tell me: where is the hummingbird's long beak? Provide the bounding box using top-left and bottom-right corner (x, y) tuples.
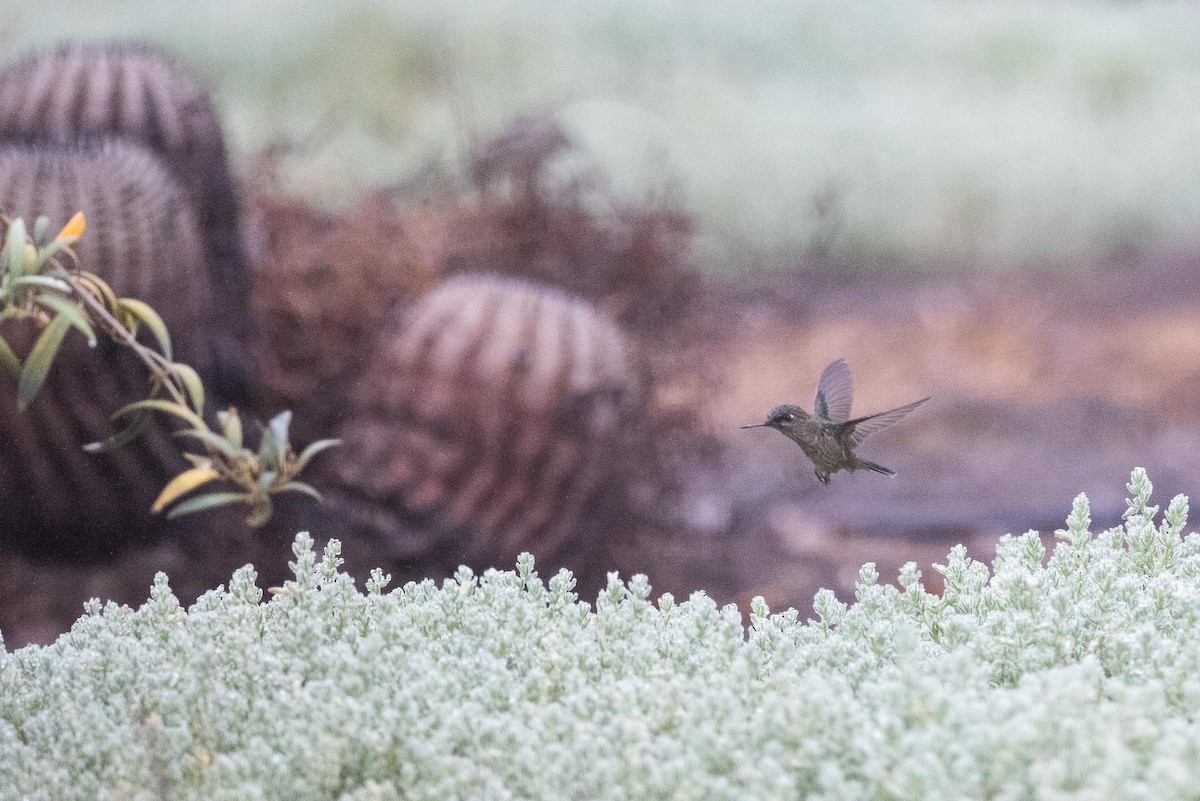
(740, 422), (769, 429)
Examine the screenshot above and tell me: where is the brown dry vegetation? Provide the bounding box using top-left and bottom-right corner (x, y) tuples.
(248, 191), (440, 443)
(244, 120), (718, 599)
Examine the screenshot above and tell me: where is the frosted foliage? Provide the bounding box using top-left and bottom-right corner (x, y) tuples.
(7, 471), (1200, 798)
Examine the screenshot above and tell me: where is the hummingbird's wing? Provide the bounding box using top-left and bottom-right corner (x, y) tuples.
(838, 397), (929, 447)
(813, 358), (854, 422)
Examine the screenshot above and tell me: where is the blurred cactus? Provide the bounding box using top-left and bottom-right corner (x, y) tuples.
(0, 40), (253, 403)
(0, 205), (336, 557)
(0, 141), (217, 558)
(0, 139), (251, 558)
(332, 274), (640, 568)
(0, 141), (218, 368)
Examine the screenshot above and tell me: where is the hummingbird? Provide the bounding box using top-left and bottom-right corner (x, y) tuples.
(741, 359), (928, 485)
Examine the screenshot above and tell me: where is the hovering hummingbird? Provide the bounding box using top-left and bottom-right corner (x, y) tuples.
(741, 359), (928, 485)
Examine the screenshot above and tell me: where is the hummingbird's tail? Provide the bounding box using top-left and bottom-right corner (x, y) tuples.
(857, 459), (895, 477)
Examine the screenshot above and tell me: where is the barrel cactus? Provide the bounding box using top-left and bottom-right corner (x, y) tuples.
(332, 274), (641, 569)
(0, 40), (253, 402)
(0, 140), (220, 558)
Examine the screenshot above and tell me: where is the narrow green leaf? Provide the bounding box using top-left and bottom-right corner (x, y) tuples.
(273, 481), (322, 502)
(257, 425), (280, 472)
(34, 294), (96, 347)
(0, 336), (19, 379)
(167, 362), (205, 416)
(116, 306), (138, 335)
(269, 410), (292, 448)
(12, 275), (71, 293)
(151, 466), (220, 513)
(32, 216), (49, 245)
(116, 297), (172, 361)
(175, 427), (243, 460)
(258, 470), (278, 492)
(6, 219), (26, 280)
(218, 409), (243, 451)
(165, 491), (250, 519)
(76, 272), (118, 312)
(295, 438), (341, 473)
(34, 237), (74, 268)
(17, 313), (71, 409)
(83, 410), (152, 453)
(269, 410), (292, 470)
(111, 398), (206, 431)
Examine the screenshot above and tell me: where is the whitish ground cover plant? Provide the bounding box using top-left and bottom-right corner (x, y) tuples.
(4, 468), (1200, 799)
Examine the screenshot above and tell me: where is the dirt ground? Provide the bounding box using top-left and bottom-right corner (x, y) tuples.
(5, 238), (1199, 650)
(681, 255), (1200, 610)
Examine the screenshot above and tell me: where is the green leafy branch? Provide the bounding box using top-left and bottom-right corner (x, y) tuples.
(0, 213), (339, 526)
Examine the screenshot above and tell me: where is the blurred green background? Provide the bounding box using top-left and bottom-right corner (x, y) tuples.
(4, 0), (1200, 272)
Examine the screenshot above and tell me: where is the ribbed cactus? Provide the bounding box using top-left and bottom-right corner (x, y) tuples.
(333, 274), (640, 568)
(0, 40), (252, 402)
(0, 140), (218, 558)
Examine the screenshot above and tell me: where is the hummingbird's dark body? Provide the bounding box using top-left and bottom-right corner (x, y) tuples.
(742, 359), (928, 484)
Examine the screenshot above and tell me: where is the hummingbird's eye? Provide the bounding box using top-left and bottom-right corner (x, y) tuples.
(779, 412), (795, 423)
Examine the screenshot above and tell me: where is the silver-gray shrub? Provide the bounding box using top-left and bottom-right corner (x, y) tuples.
(5, 467), (1200, 799)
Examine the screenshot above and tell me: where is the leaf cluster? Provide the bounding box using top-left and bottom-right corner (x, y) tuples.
(0, 214), (337, 525)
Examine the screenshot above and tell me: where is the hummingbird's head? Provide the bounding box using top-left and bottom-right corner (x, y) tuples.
(740, 404), (810, 433)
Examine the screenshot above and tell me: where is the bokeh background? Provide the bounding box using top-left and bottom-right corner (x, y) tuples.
(5, 0), (1200, 647)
